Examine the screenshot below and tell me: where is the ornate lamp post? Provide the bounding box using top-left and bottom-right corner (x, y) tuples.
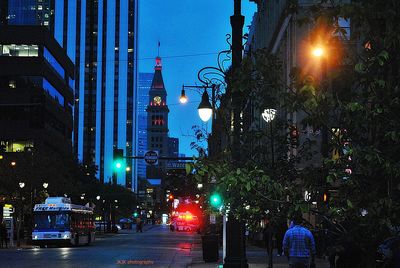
(310, 43), (330, 158)
(180, 84), (216, 123)
(17, 181), (25, 247)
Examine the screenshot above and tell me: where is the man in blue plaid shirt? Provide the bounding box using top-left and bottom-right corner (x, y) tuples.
(283, 213), (316, 268)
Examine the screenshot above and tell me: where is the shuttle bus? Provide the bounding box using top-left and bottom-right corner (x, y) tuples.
(32, 197), (95, 247)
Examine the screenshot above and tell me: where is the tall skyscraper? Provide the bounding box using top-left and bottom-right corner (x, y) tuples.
(73, 0), (139, 187)
(137, 73), (153, 182)
(146, 57), (169, 180)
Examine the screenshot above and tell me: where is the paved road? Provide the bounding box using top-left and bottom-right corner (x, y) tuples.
(0, 225), (201, 268)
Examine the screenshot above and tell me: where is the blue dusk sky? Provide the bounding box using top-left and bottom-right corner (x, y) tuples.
(139, 1), (257, 157)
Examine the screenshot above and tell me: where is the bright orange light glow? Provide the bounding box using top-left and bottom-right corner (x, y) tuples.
(312, 47), (324, 57)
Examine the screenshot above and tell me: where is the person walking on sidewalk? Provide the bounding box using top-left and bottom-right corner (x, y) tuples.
(283, 213), (316, 268)
(0, 221), (8, 248)
(136, 217), (143, 233)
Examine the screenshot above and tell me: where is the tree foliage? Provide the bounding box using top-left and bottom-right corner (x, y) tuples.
(189, 0), (400, 264)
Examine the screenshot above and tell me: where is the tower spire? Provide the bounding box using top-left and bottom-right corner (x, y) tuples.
(157, 40), (160, 57)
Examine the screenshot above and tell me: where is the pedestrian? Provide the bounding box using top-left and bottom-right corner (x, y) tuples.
(0, 221), (8, 248)
(283, 213), (316, 268)
(139, 219), (143, 233)
(263, 219), (273, 256)
(136, 217), (142, 233)
(276, 219), (287, 257)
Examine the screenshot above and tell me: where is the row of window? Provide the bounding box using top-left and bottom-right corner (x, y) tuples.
(0, 140), (34, 153)
(43, 47), (65, 78)
(151, 137), (163, 142)
(151, 144), (163, 149)
(0, 44), (38, 57)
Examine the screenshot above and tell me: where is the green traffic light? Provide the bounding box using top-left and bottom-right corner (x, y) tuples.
(210, 193), (222, 208)
(115, 161), (122, 169)
(133, 212), (138, 217)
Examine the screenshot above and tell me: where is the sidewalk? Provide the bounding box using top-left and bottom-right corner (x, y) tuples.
(189, 243), (330, 268)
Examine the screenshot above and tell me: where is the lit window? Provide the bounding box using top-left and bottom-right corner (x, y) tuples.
(9, 80), (16, 88)
(38, 5), (43, 10)
(43, 21), (49, 26)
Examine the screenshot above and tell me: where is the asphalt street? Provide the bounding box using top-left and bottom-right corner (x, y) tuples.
(0, 225), (200, 268)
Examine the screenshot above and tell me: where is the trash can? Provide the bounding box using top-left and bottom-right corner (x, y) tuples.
(201, 234), (219, 262)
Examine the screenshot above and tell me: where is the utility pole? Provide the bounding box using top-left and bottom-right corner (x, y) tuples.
(224, 0), (248, 267)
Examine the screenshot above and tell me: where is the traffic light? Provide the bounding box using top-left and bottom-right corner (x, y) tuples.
(210, 193), (222, 209)
(113, 148), (124, 171)
(168, 194), (174, 201)
(133, 212), (138, 218)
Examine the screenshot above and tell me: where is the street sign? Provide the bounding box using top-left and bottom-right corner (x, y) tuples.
(210, 214), (216, 224)
(166, 161), (186, 169)
(144, 150), (158, 165)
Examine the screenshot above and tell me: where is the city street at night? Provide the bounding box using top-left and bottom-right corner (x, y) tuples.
(1, 0), (400, 267)
(0, 225), (199, 268)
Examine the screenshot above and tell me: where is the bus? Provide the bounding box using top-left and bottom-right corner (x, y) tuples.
(32, 197), (95, 247)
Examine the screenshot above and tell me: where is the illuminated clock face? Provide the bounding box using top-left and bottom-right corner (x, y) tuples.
(153, 96), (162, 105)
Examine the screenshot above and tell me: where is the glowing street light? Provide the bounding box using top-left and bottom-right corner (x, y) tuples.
(42, 182), (48, 189)
(198, 90), (212, 122)
(19, 182), (25, 189)
(96, 195), (101, 200)
(179, 87), (188, 104)
(312, 46), (324, 58)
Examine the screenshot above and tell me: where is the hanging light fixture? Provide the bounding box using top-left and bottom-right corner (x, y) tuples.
(197, 89), (212, 122)
(179, 85), (188, 104)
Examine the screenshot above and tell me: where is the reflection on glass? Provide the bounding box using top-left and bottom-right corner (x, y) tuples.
(43, 48), (65, 78)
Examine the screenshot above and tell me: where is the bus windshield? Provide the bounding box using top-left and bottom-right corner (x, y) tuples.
(34, 212), (70, 230)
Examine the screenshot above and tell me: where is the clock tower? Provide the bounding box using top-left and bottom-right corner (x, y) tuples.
(146, 57), (169, 179)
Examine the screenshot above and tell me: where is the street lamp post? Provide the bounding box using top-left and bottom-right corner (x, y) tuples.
(180, 84), (216, 125)
(311, 44), (330, 158)
(17, 181), (25, 247)
(224, 1), (248, 267)
(261, 109), (277, 268)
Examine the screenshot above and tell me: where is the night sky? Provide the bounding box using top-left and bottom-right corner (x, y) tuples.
(139, 0), (256, 157)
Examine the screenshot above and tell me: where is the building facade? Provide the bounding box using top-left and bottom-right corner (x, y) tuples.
(1, 0), (140, 188)
(137, 72), (153, 183)
(146, 57), (169, 180)
(74, 0), (139, 188)
(0, 25), (74, 161)
(246, 0), (351, 166)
